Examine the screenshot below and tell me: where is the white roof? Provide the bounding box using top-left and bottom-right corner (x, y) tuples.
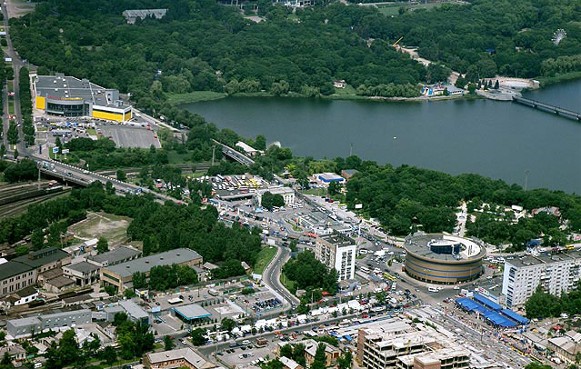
(147, 348), (213, 369)
(280, 356), (301, 369)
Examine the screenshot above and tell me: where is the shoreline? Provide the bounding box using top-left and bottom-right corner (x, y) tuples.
(171, 75), (580, 106)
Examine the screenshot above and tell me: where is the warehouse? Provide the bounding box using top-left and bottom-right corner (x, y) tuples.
(33, 73), (132, 122)
(172, 303), (212, 323)
(100, 248), (203, 292)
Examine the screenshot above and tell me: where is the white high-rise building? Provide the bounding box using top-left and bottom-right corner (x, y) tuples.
(315, 233), (356, 281)
(502, 250), (581, 308)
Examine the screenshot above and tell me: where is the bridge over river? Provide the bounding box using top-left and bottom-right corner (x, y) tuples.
(512, 95), (581, 121)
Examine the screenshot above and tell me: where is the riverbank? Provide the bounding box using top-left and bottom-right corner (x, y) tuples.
(171, 88), (471, 106)
(536, 72), (581, 87)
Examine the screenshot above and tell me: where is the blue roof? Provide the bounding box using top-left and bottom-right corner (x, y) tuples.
(501, 309), (530, 325)
(343, 334), (353, 342)
(484, 311), (517, 327)
(473, 293), (502, 311)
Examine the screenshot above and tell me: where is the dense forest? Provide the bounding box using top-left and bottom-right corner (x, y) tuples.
(344, 163), (581, 249)
(10, 0), (580, 110)
(525, 283), (581, 319)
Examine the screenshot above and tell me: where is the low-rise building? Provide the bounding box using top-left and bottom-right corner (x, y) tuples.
(12, 285), (39, 306)
(100, 248), (203, 292)
(144, 347), (217, 369)
(0, 344), (26, 363)
(87, 246), (142, 267)
(547, 330), (581, 364)
(119, 299), (150, 326)
(315, 233), (356, 281)
(280, 356), (303, 369)
(396, 347), (470, 369)
(0, 247), (70, 297)
(6, 309), (92, 338)
(63, 261), (100, 287)
(257, 187), (296, 207)
(122, 9), (168, 24)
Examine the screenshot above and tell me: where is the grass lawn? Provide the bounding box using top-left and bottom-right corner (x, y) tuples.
(167, 150), (193, 165)
(167, 91), (227, 105)
(301, 188), (327, 197)
(8, 101), (14, 115)
(281, 272), (296, 293)
(253, 246), (277, 275)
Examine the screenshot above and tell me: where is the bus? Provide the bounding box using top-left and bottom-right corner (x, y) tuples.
(427, 287), (440, 293)
(360, 266), (370, 274)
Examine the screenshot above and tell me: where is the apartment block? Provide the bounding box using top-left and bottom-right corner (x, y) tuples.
(502, 250), (581, 308)
(315, 233), (356, 281)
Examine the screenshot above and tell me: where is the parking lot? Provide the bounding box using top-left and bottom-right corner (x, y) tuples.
(98, 125), (161, 149)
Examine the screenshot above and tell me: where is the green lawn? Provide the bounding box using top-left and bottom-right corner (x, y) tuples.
(166, 150), (192, 164)
(166, 91), (227, 105)
(253, 246), (277, 275)
(281, 272), (296, 293)
(8, 101), (14, 115)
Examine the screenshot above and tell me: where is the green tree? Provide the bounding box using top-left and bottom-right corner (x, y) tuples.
(132, 271), (147, 289)
(191, 328), (207, 346)
(221, 317), (237, 332)
(100, 346), (117, 366)
(96, 237), (109, 254)
(163, 335), (175, 350)
(116, 169), (127, 181)
(337, 351), (353, 369)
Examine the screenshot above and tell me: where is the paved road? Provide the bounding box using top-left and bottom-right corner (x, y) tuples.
(262, 245), (300, 307)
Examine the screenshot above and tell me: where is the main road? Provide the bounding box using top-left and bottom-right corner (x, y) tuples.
(262, 245), (300, 308)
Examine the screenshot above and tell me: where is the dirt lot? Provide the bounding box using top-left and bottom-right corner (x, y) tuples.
(5, 0), (35, 18)
(68, 211), (132, 245)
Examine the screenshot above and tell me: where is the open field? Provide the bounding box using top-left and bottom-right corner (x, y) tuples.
(253, 246), (277, 275)
(68, 211), (132, 245)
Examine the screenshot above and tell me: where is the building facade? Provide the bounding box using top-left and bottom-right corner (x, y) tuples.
(315, 233), (356, 281)
(502, 251), (581, 308)
(144, 347), (216, 369)
(63, 262), (101, 287)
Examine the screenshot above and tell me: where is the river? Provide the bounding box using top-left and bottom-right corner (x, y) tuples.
(182, 80), (581, 194)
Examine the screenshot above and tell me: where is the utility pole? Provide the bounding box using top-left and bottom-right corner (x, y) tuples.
(37, 165), (41, 190)
(212, 145), (216, 167)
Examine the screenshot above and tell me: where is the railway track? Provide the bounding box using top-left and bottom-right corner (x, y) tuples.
(0, 190), (70, 219)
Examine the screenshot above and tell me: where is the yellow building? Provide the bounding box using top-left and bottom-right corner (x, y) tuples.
(33, 73), (132, 122)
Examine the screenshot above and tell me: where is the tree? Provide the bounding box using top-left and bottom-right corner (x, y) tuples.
(163, 335), (174, 351)
(221, 317), (237, 332)
(311, 344), (327, 369)
(116, 169), (127, 181)
(96, 237), (109, 254)
(191, 328), (207, 346)
(101, 346), (117, 366)
(0, 144), (5, 158)
(494, 80), (500, 89)
(132, 271), (147, 289)
(337, 351), (353, 369)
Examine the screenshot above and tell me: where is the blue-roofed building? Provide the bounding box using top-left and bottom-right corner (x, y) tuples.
(501, 309), (529, 325)
(473, 292), (502, 311)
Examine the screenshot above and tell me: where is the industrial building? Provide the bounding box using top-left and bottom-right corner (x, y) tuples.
(501, 250), (581, 308)
(315, 233), (356, 281)
(87, 246), (142, 267)
(0, 247), (70, 297)
(62, 261), (100, 287)
(100, 248), (203, 292)
(33, 73), (132, 122)
(6, 309), (92, 338)
(403, 233), (486, 284)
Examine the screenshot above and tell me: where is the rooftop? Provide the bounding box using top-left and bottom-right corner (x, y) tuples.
(119, 300), (149, 320)
(173, 303), (211, 320)
(13, 247), (70, 269)
(35, 74), (128, 109)
(105, 248), (202, 278)
(404, 233), (485, 262)
(319, 233), (355, 248)
(147, 347), (213, 369)
(0, 261), (34, 281)
(89, 246), (141, 266)
(15, 285), (38, 298)
(45, 275), (75, 288)
(64, 261), (100, 274)
(507, 250), (581, 268)
(280, 356), (302, 369)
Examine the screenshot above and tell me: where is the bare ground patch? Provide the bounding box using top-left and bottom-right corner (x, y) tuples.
(5, 0), (36, 18)
(68, 211), (132, 246)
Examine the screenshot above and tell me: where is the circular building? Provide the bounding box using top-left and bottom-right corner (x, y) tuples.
(403, 233), (486, 284)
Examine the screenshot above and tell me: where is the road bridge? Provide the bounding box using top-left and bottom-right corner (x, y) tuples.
(33, 156), (181, 204)
(212, 139), (255, 166)
(512, 96), (581, 121)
